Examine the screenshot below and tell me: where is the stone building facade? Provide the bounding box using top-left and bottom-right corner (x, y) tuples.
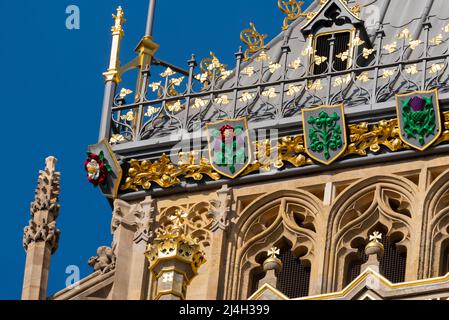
(22, 0), (449, 300)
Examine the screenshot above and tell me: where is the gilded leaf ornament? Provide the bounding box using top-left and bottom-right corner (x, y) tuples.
(120, 113), (449, 192)
(240, 22), (268, 61)
(121, 154), (221, 192)
(278, 0), (305, 31)
(344, 119), (410, 156)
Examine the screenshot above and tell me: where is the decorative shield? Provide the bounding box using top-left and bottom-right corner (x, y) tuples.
(206, 118), (252, 179)
(86, 139), (123, 199)
(395, 89), (442, 151)
(302, 104), (347, 165)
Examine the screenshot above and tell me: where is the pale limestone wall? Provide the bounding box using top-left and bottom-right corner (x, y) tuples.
(151, 153), (449, 299)
(56, 153), (449, 300)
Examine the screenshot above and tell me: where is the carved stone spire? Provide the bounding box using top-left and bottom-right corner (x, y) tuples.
(22, 156), (61, 300)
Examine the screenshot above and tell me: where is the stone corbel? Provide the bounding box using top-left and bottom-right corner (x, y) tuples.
(210, 185), (233, 232)
(111, 197), (156, 245)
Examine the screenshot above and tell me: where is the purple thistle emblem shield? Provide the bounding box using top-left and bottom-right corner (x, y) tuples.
(395, 89), (442, 151)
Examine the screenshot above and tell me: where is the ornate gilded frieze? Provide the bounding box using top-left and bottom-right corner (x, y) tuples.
(120, 111), (449, 193)
(344, 119), (410, 157)
(121, 153), (220, 191)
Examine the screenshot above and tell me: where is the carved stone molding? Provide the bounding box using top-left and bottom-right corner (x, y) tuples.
(229, 189), (323, 299)
(111, 197), (156, 245)
(88, 246), (116, 274)
(157, 187), (233, 246)
(210, 185), (233, 232)
(23, 220), (60, 253)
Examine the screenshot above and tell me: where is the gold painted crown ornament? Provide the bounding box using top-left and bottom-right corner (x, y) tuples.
(145, 210), (207, 275)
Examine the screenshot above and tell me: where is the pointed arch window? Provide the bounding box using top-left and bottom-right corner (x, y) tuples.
(249, 246), (311, 298)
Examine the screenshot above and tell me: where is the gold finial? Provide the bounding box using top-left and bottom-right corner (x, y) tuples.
(365, 231), (384, 258)
(103, 6), (126, 83)
(240, 22), (268, 61)
(263, 246), (282, 272)
(112, 6), (126, 34)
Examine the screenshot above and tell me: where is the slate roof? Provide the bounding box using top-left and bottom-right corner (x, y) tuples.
(111, 0), (449, 152)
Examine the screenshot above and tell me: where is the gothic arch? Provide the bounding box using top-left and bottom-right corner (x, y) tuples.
(324, 175), (419, 292)
(422, 169), (449, 278)
(228, 189), (325, 299)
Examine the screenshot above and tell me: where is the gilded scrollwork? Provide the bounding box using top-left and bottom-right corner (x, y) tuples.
(120, 153), (220, 192)
(240, 23), (268, 61)
(120, 113), (449, 193)
(344, 118), (410, 157)
(242, 135), (313, 176)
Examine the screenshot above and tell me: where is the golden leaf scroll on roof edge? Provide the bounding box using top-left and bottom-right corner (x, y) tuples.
(240, 22), (268, 61)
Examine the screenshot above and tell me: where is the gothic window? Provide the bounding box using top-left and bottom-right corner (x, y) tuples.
(276, 247), (311, 298)
(313, 30), (352, 75)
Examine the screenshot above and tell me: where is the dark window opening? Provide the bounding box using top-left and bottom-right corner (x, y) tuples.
(249, 269), (265, 296)
(313, 31), (351, 75)
(344, 234), (407, 287)
(380, 236), (407, 283)
(344, 246), (368, 287)
(440, 243), (449, 276)
(276, 248), (311, 298)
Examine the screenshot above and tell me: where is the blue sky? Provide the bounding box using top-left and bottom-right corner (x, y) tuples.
(0, 0), (311, 299)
